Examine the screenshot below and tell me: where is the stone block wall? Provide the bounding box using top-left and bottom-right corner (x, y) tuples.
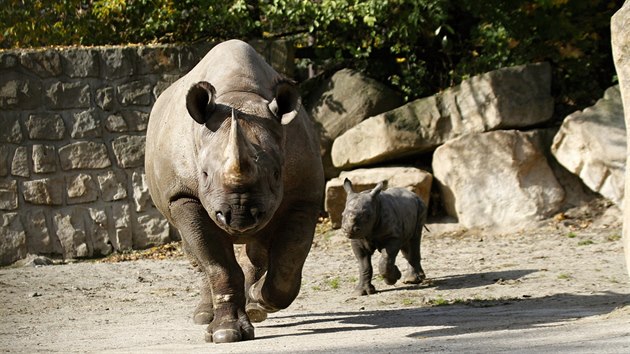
(0, 40), (294, 265)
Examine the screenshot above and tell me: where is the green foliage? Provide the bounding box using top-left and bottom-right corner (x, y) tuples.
(0, 0), (622, 112)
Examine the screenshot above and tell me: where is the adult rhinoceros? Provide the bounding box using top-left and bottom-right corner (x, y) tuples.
(145, 40), (324, 343)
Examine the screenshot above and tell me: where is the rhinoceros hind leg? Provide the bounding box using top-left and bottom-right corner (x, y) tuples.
(245, 302), (268, 323)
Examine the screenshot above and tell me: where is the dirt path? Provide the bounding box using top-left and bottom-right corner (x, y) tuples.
(1, 204), (629, 353)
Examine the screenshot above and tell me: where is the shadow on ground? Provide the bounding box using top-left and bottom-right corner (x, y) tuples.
(263, 291), (629, 340)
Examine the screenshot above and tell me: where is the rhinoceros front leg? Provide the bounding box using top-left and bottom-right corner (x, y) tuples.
(236, 241), (269, 322)
(169, 198), (254, 343)
(248, 207), (317, 314)
(378, 239), (402, 285)
(351, 239), (377, 296)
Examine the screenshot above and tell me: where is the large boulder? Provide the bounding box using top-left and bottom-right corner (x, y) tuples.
(432, 130), (564, 229)
(551, 85), (625, 206)
(612, 1), (630, 277)
(325, 167), (432, 228)
(332, 63), (554, 170)
(303, 68), (402, 178)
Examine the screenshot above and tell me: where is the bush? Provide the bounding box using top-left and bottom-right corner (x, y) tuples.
(0, 0), (622, 114)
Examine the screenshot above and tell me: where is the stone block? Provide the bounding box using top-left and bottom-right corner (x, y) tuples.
(100, 47), (135, 79)
(97, 170), (127, 201)
(133, 208), (171, 249)
(325, 167), (433, 228)
(112, 203), (132, 251)
(132, 170), (150, 212)
(551, 86), (625, 205)
(32, 144), (57, 173)
(332, 63), (554, 169)
(22, 177), (64, 205)
(61, 48), (99, 78)
(105, 114), (127, 132)
(137, 46), (180, 75)
(96, 86), (115, 111)
(0, 145), (9, 176)
(59, 142), (111, 170)
(0, 179), (18, 210)
(11, 146), (29, 177)
(0, 113), (24, 143)
(25, 209), (55, 255)
(0, 212), (27, 265)
(71, 109), (102, 138)
(0, 74), (42, 109)
(86, 207), (113, 256)
(117, 80), (152, 106)
(53, 209), (88, 258)
(122, 111), (149, 131)
(66, 173), (98, 204)
(0, 52), (18, 69)
(112, 135), (145, 168)
(25, 113), (66, 140)
(45, 81), (91, 109)
(19, 50), (62, 77)
(432, 130), (565, 229)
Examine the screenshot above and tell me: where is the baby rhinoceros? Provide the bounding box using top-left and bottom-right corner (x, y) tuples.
(341, 178), (427, 296)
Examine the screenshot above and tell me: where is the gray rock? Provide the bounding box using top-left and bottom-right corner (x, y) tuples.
(25, 113), (66, 140)
(45, 82), (91, 109)
(433, 130), (564, 229)
(133, 208), (171, 249)
(117, 80), (152, 106)
(96, 86), (115, 111)
(551, 86), (625, 205)
(71, 109), (102, 138)
(66, 173), (98, 204)
(100, 47), (135, 79)
(24, 209), (54, 255)
(11, 146), (29, 177)
(0, 114), (24, 143)
(20, 50), (62, 77)
(132, 171), (150, 212)
(53, 209), (88, 258)
(611, 1), (630, 276)
(105, 114), (128, 132)
(22, 178), (64, 205)
(305, 68), (402, 178)
(86, 207), (113, 256)
(32, 145), (57, 173)
(136, 46), (180, 75)
(61, 48), (99, 78)
(332, 63), (553, 169)
(122, 111), (149, 131)
(0, 144), (9, 176)
(112, 135), (145, 168)
(112, 203), (132, 251)
(0, 179), (18, 210)
(0, 74), (42, 109)
(97, 171), (127, 201)
(0, 212), (27, 265)
(325, 167), (432, 228)
(0, 52), (18, 69)
(59, 142), (111, 170)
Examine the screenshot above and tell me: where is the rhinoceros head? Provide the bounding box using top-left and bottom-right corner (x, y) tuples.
(341, 178), (384, 239)
(185, 80), (300, 235)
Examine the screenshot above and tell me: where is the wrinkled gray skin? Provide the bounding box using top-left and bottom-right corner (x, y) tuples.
(341, 179), (426, 296)
(145, 40), (324, 343)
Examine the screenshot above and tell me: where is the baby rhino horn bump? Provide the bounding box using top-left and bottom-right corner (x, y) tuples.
(223, 109), (257, 184)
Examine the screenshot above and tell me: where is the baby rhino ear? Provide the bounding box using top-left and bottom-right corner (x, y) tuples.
(370, 181), (384, 198)
(186, 81), (216, 124)
(343, 178), (355, 195)
(268, 80), (301, 125)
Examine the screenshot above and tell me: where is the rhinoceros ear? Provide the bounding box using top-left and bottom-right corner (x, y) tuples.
(343, 178), (354, 195)
(269, 80), (301, 125)
(370, 182), (384, 198)
(186, 81), (216, 124)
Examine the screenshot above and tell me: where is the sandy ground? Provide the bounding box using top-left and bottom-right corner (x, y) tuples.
(1, 201), (629, 353)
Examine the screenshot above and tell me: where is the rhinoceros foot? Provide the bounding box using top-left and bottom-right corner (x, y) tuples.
(382, 265), (401, 285)
(246, 302), (268, 323)
(402, 270), (426, 284)
(205, 318), (255, 343)
(353, 284), (377, 296)
(193, 301), (214, 324)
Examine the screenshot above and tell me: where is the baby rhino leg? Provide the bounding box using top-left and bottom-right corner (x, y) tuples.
(401, 233), (425, 284)
(378, 242), (401, 285)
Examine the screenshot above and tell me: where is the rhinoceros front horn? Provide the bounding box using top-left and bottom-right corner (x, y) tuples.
(186, 81), (216, 125)
(268, 80), (301, 125)
(223, 109), (257, 185)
